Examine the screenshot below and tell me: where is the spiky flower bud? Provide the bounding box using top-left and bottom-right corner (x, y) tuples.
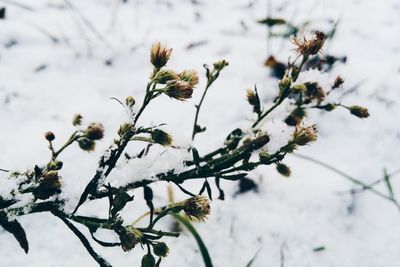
(125, 96), (136, 107)
(276, 163), (291, 177)
(33, 170), (62, 200)
(119, 226), (144, 252)
(349, 106), (369, 118)
(118, 123), (135, 137)
(85, 123), (104, 140)
(332, 76), (344, 89)
(44, 131), (55, 142)
(150, 42), (172, 69)
(213, 59), (229, 71)
(151, 129), (172, 146)
(141, 254), (156, 267)
(47, 160), (63, 171)
(279, 76), (292, 92)
(292, 125), (318, 146)
(284, 107), (306, 126)
(72, 113), (83, 126)
(246, 89), (261, 115)
(153, 242), (169, 257)
(78, 137), (96, 151)
(179, 69), (199, 87)
(153, 69), (179, 84)
(179, 195), (211, 221)
(292, 31), (326, 57)
(165, 80), (194, 101)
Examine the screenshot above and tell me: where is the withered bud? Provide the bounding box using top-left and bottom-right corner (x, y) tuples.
(245, 135), (270, 150)
(292, 125), (318, 146)
(178, 69), (199, 87)
(292, 31), (326, 57)
(290, 84), (307, 94)
(119, 226), (143, 252)
(44, 131), (55, 142)
(150, 42), (172, 69)
(72, 113), (83, 126)
(213, 59), (229, 71)
(33, 170), (62, 200)
(279, 76), (292, 92)
(78, 137), (96, 152)
(85, 123), (104, 140)
(125, 96), (135, 108)
(258, 150), (270, 163)
(284, 107), (306, 126)
(332, 76), (344, 89)
(141, 254), (156, 267)
(349, 106), (369, 118)
(47, 160), (63, 171)
(154, 69), (179, 84)
(246, 89), (261, 114)
(118, 123), (135, 137)
(276, 163), (291, 177)
(165, 80), (194, 101)
(151, 129), (172, 146)
(180, 195), (211, 221)
(153, 242), (169, 257)
(319, 103), (336, 111)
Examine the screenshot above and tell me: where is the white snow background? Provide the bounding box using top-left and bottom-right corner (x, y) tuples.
(1, 0), (400, 266)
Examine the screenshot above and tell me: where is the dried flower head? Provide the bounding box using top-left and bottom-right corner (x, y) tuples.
(151, 129), (172, 146)
(292, 31), (326, 57)
(349, 106), (369, 118)
(150, 42), (172, 69)
(33, 170), (62, 199)
(44, 131), (55, 142)
(179, 69), (199, 87)
(332, 76), (344, 89)
(72, 113), (83, 126)
(165, 80), (194, 100)
(213, 59), (229, 71)
(125, 96), (135, 108)
(292, 125), (318, 146)
(153, 242), (169, 257)
(119, 226), (143, 252)
(153, 69), (179, 84)
(78, 137), (96, 152)
(180, 195), (211, 221)
(85, 123), (104, 140)
(246, 88), (261, 114)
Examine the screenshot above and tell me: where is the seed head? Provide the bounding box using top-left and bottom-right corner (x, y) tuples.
(72, 113), (83, 126)
(349, 106), (369, 118)
(78, 137), (96, 152)
(33, 170), (62, 200)
(85, 123), (104, 140)
(44, 131), (55, 142)
(180, 195), (211, 221)
(213, 59), (229, 71)
(179, 69), (199, 87)
(292, 125), (318, 146)
(154, 69), (179, 84)
(150, 42), (172, 69)
(153, 242), (169, 257)
(165, 80), (194, 101)
(125, 96), (135, 108)
(292, 31), (326, 57)
(119, 226), (143, 252)
(332, 76), (344, 89)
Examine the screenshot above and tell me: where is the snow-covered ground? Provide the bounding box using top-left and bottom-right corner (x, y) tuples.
(1, 0), (400, 266)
